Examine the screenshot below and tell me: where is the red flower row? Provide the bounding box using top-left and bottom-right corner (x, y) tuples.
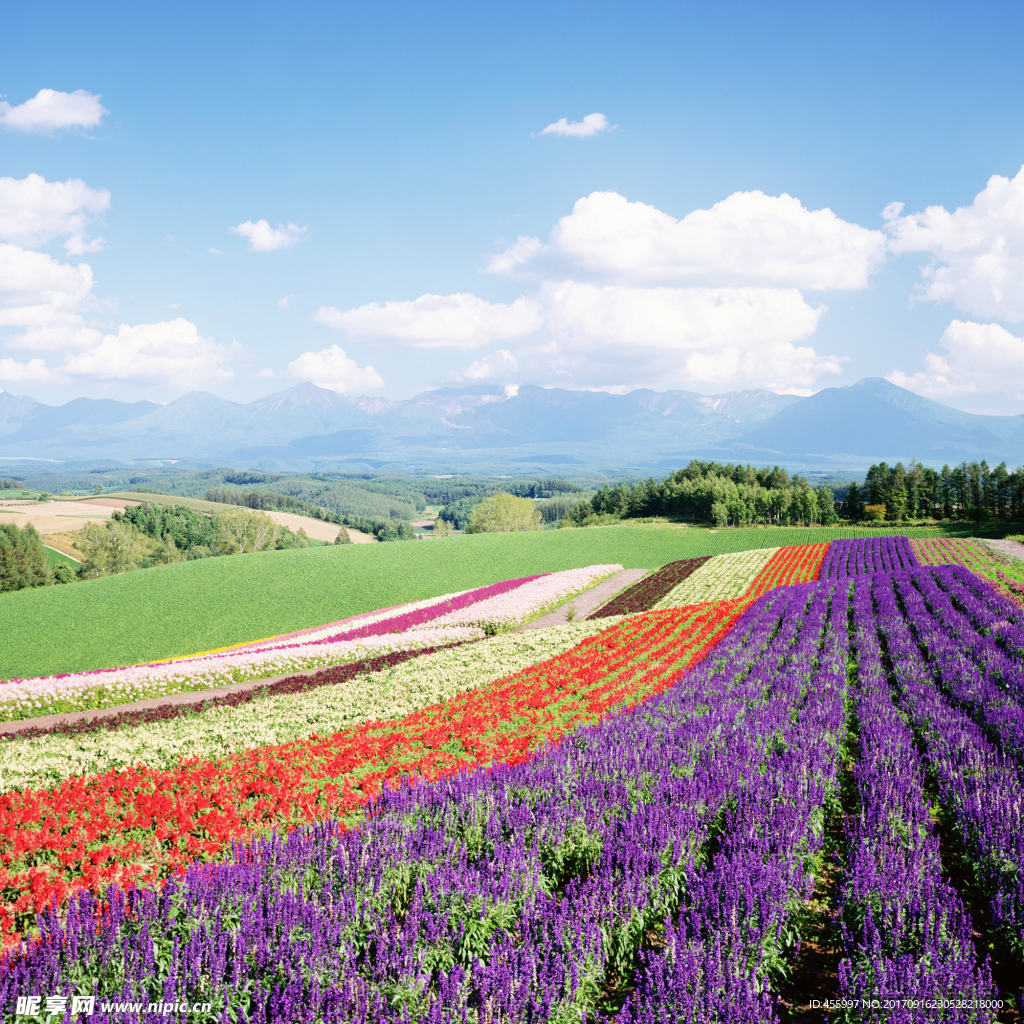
(745, 542), (828, 600)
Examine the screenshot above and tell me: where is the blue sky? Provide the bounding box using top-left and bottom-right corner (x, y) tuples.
(2, 1), (1024, 413)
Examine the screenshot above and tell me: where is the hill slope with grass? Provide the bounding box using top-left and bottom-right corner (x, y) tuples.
(0, 523), (944, 680)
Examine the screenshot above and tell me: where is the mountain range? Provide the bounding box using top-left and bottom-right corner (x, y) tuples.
(1, 378), (1021, 473)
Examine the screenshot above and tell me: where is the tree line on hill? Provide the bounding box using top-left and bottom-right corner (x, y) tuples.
(0, 477), (25, 491)
(842, 460), (1024, 522)
(204, 489), (414, 541)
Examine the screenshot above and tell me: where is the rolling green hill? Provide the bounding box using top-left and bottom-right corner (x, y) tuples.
(0, 523), (942, 680)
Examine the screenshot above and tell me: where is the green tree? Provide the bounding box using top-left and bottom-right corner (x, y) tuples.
(466, 493), (543, 533)
(334, 527), (352, 544)
(213, 508), (281, 554)
(0, 523), (52, 591)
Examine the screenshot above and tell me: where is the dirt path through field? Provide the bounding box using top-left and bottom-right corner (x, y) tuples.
(516, 568), (648, 631)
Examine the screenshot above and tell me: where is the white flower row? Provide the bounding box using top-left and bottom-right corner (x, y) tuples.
(0, 627), (484, 721)
(653, 548), (778, 608)
(0, 619), (622, 793)
(229, 588), (476, 654)
(430, 565), (624, 630)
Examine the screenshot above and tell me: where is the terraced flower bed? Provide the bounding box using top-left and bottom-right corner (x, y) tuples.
(0, 565), (621, 721)
(0, 601), (735, 945)
(819, 534), (919, 577)
(0, 620), (618, 791)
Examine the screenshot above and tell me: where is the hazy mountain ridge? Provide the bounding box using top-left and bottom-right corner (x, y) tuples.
(2, 377), (1023, 471)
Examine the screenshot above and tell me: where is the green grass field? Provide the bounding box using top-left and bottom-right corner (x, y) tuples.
(43, 546), (81, 568)
(103, 492), (244, 513)
(0, 522), (943, 680)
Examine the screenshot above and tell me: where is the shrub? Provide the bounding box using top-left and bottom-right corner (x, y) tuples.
(52, 563), (77, 584)
(862, 504), (886, 522)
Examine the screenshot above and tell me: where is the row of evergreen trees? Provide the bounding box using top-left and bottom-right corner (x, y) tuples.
(848, 460), (1024, 521)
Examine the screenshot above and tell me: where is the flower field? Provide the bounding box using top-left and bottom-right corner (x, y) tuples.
(912, 534), (1024, 608)
(4, 535), (1024, 1020)
(652, 546), (777, 606)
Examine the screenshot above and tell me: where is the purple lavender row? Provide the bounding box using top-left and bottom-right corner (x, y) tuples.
(324, 573), (544, 641)
(616, 580), (851, 1022)
(892, 568), (1024, 764)
(819, 535), (921, 579)
(2, 585), (840, 1022)
(868, 572), (1024, 1008)
(836, 576), (996, 1020)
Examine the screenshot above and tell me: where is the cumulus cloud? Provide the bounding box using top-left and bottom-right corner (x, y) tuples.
(0, 319), (237, 390)
(538, 113), (613, 138)
(229, 219), (307, 252)
(0, 243), (95, 332)
(452, 349), (519, 381)
(535, 281), (837, 392)
(487, 190), (887, 290)
(0, 88), (107, 134)
(0, 174), (109, 254)
(312, 293), (542, 349)
(888, 319), (1024, 399)
(286, 344), (384, 393)
(885, 166), (1024, 322)
(0, 357), (60, 384)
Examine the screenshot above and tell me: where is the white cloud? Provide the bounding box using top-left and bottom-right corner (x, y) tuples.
(312, 293), (542, 349)
(277, 296), (291, 310)
(487, 190), (887, 290)
(888, 319), (1024, 399)
(538, 113), (613, 138)
(61, 319), (237, 388)
(0, 319), (237, 390)
(229, 219), (307, 252)
(0, 174), (109, 254)
(0, 89), (107, 134)
(452, 349), (519, 381)
(0, 357), (61, 385)
(534, 281), (837, 392)
(257, 368), (276, 378)
(286, 344), (384, 393)
(0, 243), (95, 332)
(208, 247), (225, 255)
(885, 166), (1024, 322)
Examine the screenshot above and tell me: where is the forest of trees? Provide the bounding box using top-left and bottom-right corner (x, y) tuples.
(563, 461), (839, 528)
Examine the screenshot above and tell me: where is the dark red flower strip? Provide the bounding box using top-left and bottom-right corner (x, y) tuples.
(587, 557), (710, 618)
(0, 601), (743, 945)
(0, 643), (463, 744)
